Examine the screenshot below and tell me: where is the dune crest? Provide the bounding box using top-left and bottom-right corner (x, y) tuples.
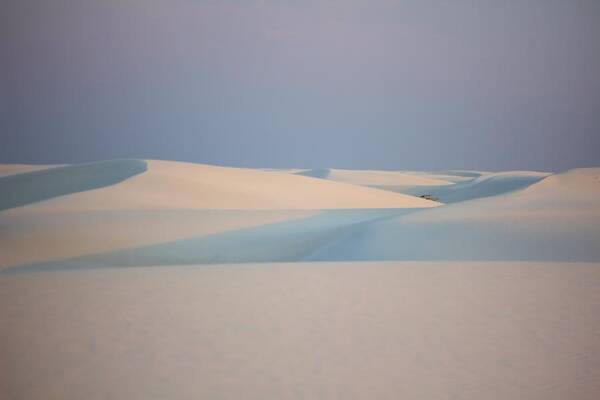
(6, 160), (440, 212)
(0, 160), (147, 211)
(295, 167), (453, 188)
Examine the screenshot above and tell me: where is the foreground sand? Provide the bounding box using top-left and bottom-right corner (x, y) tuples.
(1, 261), (599, 400)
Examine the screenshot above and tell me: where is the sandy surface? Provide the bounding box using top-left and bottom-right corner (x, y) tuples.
(1, 162), (599, 399)
(0, 210), (317, 268)
(6, 160), (439, 211)
(295, 168), (454, 187)
(1, 261), (599, 400)
(0, 164), (59, 177)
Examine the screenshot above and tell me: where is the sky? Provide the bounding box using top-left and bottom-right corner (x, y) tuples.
(2, 0), (599, 171)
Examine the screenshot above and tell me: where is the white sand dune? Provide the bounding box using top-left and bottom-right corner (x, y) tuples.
(0, 160), (147, 211)
(295, 167), (454, 191)
(290, 168), (549, 203)
(0, 160), (438, 269)
(6, 168), (598, 271)
(400, 169), (486, 183)
(3, 209), (412, 272)
(0, 209), (317, 269)
(403, 170), (551, 203)
(0, 164), (59, 177)
(405, 168), (600, 219)
(5, 160), (439, 212)
(311, 168), (600, 262)
(1, 262), (599, 400)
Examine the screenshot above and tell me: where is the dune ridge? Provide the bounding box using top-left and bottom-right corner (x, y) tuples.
(310, 168), (600, 262)
(3, 160), (439, 212)
(0, 164), (59, 177)
(402, 170), (550, 203)
(295, 167), (454, 188)
(6, 168), (598, 271)
(0, 159), (147, 211)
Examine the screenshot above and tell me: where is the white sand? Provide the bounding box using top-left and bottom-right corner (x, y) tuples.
(399, 170), (483, 183)
(1, 262), (599, 400)
(0, 159), (438, 269)
(0, 164), (58, 177)
(405, 168), (600, 221)
(310, 169), (600, 262)
(296, 168), (454, 187)
(7, 160), (439, 211)
(400, 170), (551, 203)
(1, 162), (599, 399)
(0, 210), (317, 268)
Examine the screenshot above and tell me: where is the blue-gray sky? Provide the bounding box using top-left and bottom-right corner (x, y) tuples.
(2, 0), (599, 171)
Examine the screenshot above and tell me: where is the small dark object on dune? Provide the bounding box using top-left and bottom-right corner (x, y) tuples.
(418, 194), (439, 202)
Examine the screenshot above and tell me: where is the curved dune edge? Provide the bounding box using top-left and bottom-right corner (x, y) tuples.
(3, 164), (599, 271)
(0, 209), (319, 269)
(7, 160), (440, 212)
(402, 170), (550, 203)
(295, 167), (454, 187)
(0, 164), (60, 177)
(2, 209), (414, 273)
(309, 168), (600, 262)
(291, 168), (550, 203)
(4, 168), (600, 271)
(0, 160), (148, 211)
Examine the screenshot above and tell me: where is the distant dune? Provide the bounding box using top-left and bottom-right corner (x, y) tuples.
(0, 160), (438, 269)
(5, 167), (599, 271)
(310, 168), (600, 262)
(294, 167), (453, 191)
(0, 160), (147, 211)
(0, 209), (318, 269)
(403, 170), (551, 203)
(4, 160), (439, 212)
(0, 164), (59, 177)
(293, 167), (550, 203)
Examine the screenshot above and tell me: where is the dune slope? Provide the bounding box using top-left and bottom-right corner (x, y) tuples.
(403, 171), (550, 203)
(0, 164), (58, 177)
(7, 168), (599, 270)
(4, 209), (415, 272)
(295, 167), (453, 190)
(310, 168), (600, 262)
(7, 160), (440, 212)
(0, 160), (147, 211)
(0, 209), (317, 269)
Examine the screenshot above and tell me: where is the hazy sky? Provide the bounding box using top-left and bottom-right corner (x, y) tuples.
(2, 0), (599, 171)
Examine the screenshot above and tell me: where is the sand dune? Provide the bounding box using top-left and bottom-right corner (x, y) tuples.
(4, 209), (413, 272)
(5, 168), (598, 271)
(291, 168), (548, 203)
(0, 160), (439, 269)
(8, 168), (595, 270)
(400, 169), (487, 183)
(1, 262), (599, 400)
(5, 160), (439, 212)
(310, 168), (600, 262)
(403, 170), (550, 203)
(0, 160), (147, 211)
(295, 167), (453, 190)
(0, 210), (317, 269)
(0, 164), (59, 177)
